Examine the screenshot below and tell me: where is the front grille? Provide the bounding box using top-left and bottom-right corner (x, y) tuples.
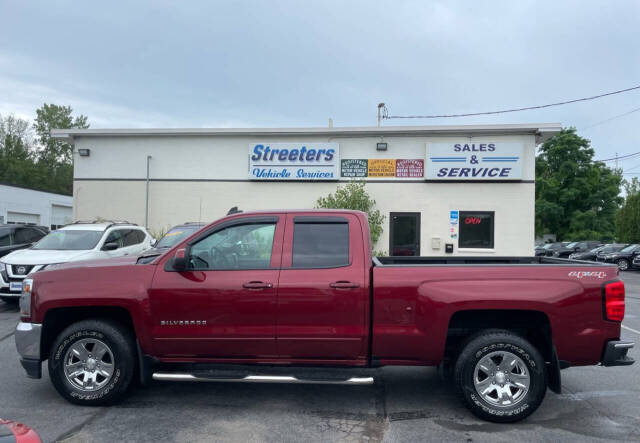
(11, 265), (34, 276)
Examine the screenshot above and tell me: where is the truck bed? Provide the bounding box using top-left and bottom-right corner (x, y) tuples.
(373, 256), (610, 266)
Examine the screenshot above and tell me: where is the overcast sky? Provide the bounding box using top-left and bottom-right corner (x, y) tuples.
(1, 1), (639, 169)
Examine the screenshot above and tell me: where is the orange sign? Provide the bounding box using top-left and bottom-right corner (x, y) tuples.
(368, 159), (395, 177)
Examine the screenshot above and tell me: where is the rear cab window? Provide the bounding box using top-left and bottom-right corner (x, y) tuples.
(281, 214), (363, 269)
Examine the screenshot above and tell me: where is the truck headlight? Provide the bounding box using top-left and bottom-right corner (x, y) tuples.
(20, 278), (33, 320)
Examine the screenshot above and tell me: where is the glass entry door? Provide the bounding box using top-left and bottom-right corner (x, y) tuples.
(389, 212), (420, 256)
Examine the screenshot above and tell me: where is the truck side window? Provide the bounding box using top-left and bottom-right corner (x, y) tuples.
(189, 223), (275, 270)
(292, 222), (349, 268)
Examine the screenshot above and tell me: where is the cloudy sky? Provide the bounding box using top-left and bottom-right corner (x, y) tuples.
(1, 1), (639, 168)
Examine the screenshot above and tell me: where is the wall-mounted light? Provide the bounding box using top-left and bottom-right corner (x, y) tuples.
(376, 142), (388, 151)
(78, 148), (91, 157)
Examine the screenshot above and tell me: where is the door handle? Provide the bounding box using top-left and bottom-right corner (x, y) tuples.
(242, 281), (273, 290)
(329, 281), (360, 289)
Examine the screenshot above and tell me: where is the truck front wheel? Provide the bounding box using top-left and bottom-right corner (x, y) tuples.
(48, 319), (136, 405)
(454, 330), (547, 423)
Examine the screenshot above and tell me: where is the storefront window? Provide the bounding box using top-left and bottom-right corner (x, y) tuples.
(459, 211), (494, 249)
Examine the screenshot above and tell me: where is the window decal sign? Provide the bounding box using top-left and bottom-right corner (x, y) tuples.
(341, 159), (368, 177)
(449, 210), (459, 240)
(395, 159), (424, 178)
(426, 143), (523, 180)
(367, 159), (396, 177)
(249, 143), (339, 180)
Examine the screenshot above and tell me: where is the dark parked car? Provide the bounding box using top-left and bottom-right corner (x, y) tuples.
(552, 241), (602, 258)
(600, 244), (640, 271)
(0, 225), (48, 258)
(535, 242), (569, 256)
(571, 244), (628, 261)
(144, 222), (205, 254)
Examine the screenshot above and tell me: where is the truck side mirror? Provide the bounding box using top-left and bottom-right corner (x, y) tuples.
(166, 248), (188, 271)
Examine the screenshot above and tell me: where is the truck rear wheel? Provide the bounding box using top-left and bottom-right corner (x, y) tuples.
(48, 319), (136, 406)
(454, 330), (547, 423)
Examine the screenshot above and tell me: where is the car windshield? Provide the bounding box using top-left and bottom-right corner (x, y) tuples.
(565, 242), (579, 248)
(155, 226), (202, 249)
(542, 244), (553, 249)
(590, 246), (605, 253)
(33, 230), (103, 250)
(620, 244), (638, 253)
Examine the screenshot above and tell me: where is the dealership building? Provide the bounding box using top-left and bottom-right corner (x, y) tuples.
(52, 123), (560, 256)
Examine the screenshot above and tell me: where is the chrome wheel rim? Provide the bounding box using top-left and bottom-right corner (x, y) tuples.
(473, 350), (530, 407)
(63, 338), (115, 391)
(618, 259), (628, 270)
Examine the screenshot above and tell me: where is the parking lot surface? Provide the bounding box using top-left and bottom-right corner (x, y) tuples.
(0, 274), (639, 442)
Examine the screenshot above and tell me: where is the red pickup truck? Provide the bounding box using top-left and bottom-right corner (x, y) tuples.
(15, 210), (634, 422)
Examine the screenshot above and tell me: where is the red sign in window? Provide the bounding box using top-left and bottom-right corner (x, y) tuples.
(396, 159), (424, 178)
(464, 217), (483, 225)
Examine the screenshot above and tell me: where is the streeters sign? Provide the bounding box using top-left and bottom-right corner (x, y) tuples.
(426, 142), (523, 180)
(249, 143), (339, 180)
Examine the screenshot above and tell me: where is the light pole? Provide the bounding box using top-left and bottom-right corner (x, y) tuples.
(145, 155), (152, 228)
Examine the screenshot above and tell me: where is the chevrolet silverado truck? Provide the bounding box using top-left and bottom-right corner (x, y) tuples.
(15, 210), (634, 423)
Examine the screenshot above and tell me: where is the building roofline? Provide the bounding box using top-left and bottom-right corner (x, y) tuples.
(51, 123), (562, 144)
(0, 182), (73, 198)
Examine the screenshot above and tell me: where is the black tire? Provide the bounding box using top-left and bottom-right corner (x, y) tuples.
(617, 259), (630, 271)
(48, 319), (136, 406)
(454, 330), (547, 423)
(0, 296), (19, 305)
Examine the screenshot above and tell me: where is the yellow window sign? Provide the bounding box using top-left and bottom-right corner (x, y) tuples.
(368, 159), (395, 177)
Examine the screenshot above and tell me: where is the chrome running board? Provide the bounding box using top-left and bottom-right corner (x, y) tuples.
(152, 372), (374, 385)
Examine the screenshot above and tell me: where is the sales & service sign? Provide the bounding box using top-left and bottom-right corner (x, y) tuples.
(249, 143), (339, 180)
(425, 142), (523, 180)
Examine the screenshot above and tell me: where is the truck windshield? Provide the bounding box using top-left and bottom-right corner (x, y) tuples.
(155, 226), (202, 249)
(33, 230), (103, 250)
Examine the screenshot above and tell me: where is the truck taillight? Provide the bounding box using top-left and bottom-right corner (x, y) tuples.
(604, 280), (625, 322)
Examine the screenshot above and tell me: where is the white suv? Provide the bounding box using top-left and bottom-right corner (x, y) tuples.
(0, 221), (153, 303)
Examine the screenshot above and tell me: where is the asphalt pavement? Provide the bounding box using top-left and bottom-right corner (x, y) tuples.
(0, 274), (639, 442)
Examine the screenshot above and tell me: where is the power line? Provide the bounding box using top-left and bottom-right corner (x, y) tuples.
(596, 151), (640, 162)
(382, 84), (640, 119)
(581, 106), (640, 131)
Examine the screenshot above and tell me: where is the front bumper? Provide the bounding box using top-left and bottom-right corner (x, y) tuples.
(15, 322), (42, 378)
(602, 340), (635, 366)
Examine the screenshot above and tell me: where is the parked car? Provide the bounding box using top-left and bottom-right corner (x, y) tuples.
(144, 222), (205, 254)
(535, 242), (568, 256)
(599, 244), (640, 271)
(552, 241), (602, 258)
(570, 244), (627, 261)
(0, 221), (153, 303)
(632, 254), (640, 270)
(15, 209), (633, 423)
(0, 225), (48, 258)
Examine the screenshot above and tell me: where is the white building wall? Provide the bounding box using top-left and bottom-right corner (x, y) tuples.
(72, 131), (538, 255)
(0, 184), (73, 228)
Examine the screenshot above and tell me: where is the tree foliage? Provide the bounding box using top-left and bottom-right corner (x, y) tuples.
(0, 104), (88, 195)
(615, 177), (640, 243)
(315, 181), (385, 245)
(535, 128), (622, 241)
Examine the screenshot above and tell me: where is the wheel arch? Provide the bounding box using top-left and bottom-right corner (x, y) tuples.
(443, 309), (560, 393)
(41, 306), (137, 362)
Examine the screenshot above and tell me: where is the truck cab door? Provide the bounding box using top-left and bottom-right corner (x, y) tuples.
(149, 215), (284, 359)
(276, 214), (369, 362)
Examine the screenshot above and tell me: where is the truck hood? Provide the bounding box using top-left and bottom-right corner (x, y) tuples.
(46, 255), (141, 271)
(1, 248), (96, 265)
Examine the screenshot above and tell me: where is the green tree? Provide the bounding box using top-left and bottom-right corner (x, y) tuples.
(315, 181), (385, 246)
(535, 128), (622, 241)
(0, 114), (41, 188)
(615, 178), (640, 242)
(34, 103), (88, 164)
(33, 104), (89, 195)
